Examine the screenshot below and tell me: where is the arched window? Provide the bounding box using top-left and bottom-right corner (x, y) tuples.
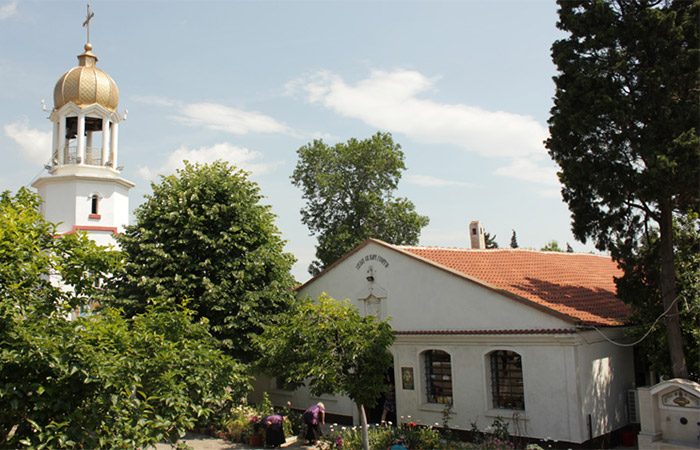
(91, 194), (99, 215)
(423, 350), (452, 404)
(489, 350), (525, 410)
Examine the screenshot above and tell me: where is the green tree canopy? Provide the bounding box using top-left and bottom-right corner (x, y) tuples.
(0, 188), (248, 448)
(484, 232), (499, 249)
(546, 0), (699, 377)
(253, 294), (395, 450)
(541, 240), (563, 252)
(107, 161), (297, 362)
(292, 132), (429, 274)
(510, 230), (519, 249)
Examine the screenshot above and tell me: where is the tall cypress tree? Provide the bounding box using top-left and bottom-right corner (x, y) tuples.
(546, 0), (699, 377)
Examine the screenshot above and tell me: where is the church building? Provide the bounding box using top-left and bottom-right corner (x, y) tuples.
(32, 22), (133, 249)
(253, 222), (636, 445)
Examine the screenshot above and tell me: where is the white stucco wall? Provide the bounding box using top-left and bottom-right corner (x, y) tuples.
(390, 334), (586, 442)
(34, 172), (132, 248)
(576, 328), (635, 440)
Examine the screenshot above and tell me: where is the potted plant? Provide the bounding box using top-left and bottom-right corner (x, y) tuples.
(248, 415), (263, 446)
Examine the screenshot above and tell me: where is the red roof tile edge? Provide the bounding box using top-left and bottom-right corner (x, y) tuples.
(396, 328), (577, 335)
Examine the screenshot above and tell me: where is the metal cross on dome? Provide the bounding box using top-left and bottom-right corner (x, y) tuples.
(83, 4), (95, 44)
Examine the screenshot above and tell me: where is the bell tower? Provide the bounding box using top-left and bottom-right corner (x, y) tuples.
(32, 7), (133, 248)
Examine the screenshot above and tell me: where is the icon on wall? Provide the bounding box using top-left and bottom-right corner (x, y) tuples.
(402, 367), (414, 390)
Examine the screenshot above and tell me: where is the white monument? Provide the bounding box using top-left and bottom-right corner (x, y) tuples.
(638, 378), (700, 449)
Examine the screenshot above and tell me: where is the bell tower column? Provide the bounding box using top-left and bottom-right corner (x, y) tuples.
(110, 122), (119, 167)
(101, 118), (110, 166)
(76, 112), (86, 164)
(58, 118), (66, 165)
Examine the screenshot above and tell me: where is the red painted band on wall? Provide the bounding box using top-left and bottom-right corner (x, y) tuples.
(61, 225), (119, 235)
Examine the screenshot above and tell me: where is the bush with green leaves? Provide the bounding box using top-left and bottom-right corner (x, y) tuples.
(0, 188), (250, 449)
(2, 302), (249, 449)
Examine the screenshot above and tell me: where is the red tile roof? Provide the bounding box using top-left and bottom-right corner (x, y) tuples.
(395, 245), (630, 326)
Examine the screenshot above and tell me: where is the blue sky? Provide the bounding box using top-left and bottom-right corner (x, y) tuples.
(0, 0), (595, 283)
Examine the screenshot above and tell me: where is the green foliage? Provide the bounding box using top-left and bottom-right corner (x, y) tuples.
(0, 188), (119, 317)
(1, 304), (249, 449)
(546, 0), (699, 376)
(484, 232), (499, 249)
(617, 212), (700, 380)
(324, 423), (445, 450)
(292, 132), (429, 274)
(566, 243), (574, 253)
(509, 230), (518, 249)
(254, 293), (395, 409)
(107, 161), (297, 362)
(547, 0), (699, 252)
(540, 240), (563, 252)
(0, 187), (249, 448)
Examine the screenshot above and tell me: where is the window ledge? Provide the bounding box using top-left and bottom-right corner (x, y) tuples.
(484, 408), (528, 421)
(88, 214), (101, 220)
(310, 394), (338, 403)
(418, 403), (451, 413)
(270, 389), (294, 398)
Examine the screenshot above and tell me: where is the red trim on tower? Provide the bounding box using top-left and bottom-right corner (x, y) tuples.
(88, 214), (101, 220)
(62, 225), (119, 235)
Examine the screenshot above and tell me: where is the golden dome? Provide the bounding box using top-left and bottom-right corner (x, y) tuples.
(53, 44), (119, 111)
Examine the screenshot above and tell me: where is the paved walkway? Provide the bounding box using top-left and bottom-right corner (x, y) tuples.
(154, 433), (317, 450)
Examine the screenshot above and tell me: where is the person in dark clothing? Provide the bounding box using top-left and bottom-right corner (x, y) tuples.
(261, 414), (286, 448)
(303, 402), (325, 445)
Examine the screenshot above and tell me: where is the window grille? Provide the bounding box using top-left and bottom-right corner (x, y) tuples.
(424, 350), (452, 404)
(490, 350), (525, 410)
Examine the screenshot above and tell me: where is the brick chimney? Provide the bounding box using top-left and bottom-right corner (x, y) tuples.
(469, 220), (485, 249)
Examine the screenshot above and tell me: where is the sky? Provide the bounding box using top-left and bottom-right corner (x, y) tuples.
(0, 0), (598, 283)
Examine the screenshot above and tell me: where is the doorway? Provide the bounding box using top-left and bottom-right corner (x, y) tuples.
(368, 366), (396, 425)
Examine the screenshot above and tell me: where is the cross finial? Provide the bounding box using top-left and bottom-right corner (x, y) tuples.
(83, 4), (95, 44)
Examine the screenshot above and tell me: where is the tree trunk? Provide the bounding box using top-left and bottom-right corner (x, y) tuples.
(358, 403), (369, 450)
(660, 201), (688, 378)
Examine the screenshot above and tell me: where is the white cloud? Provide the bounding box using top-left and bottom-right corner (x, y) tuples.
(3, 121), (51, 164)
(138, 142), (281, 180)
(406, 174), (474, 188)
(494, 157), (559, 186)
(287, 69), (563, 196)
(287, 69), (548, 158)
(0, 1), (17, 20)
(133, 96), (295, 136)
(175, 102), (293, 135)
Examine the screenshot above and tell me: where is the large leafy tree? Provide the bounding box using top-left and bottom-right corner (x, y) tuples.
(616, 213), (700, 380)
(253, 294), (395, 450)
(546, 0), (699, 378)
(292, 132), (429, 274)
(107, 161), (297, 362)
(0, 188), (248, 448)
